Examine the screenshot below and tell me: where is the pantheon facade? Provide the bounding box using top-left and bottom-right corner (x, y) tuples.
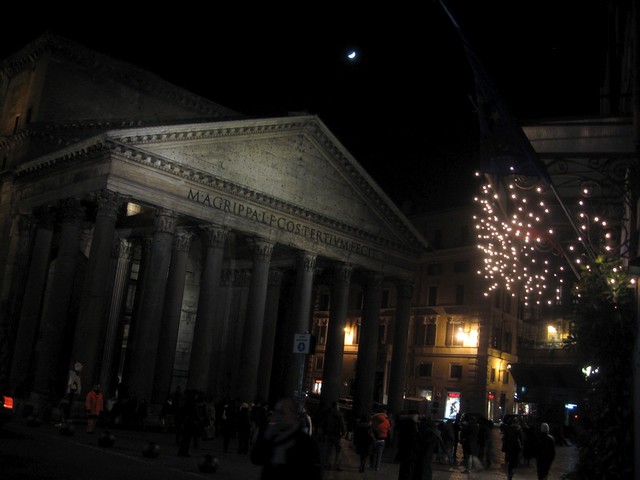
(0, 33), (429, 418)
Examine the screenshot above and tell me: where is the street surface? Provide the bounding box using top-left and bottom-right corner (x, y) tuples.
(0, 417), (577, 479)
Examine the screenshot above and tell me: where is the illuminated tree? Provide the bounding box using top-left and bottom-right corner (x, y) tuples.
(563, 257), (636, 479)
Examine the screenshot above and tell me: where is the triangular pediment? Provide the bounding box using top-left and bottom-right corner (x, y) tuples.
(107, 115), (429, 256)
(15, 115), (428, 276)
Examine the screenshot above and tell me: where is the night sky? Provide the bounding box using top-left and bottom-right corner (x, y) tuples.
(1, 1), (608, 211)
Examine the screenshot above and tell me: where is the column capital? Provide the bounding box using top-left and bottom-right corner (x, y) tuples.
(334, 262), (354, 283)
(248, 237), (275, 262)
(200, 224), (228, 248)
(33, 206), (56, 229)
(111, 237), (134, 260)
(154, 209), (177, 234)
(268, 268), (284, 286)
(95, 190), (126, 221)
(173, 230), (194, 253)
(364, 271), (384, 289)
(222, 268), (252, 287)
(57, 197), (86, 225)
(298, 251), (317, 273)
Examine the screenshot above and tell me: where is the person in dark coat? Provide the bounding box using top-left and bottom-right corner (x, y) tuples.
(160, 393), (174, 433)
(522, 419), (538, 466)
(441, 419), (457, 465)
(177, 389), (199, 457)
(353, 415), (374, 472)
(502, 416), (525, 480)
(459, 414), (484, 473)
(396, 412), (420, 480)
(251, 397), (322, 480)
(414, 416), (437, 480)
(535, 423), (556, 480)
(251, 401), (269, 442)
(452, 413), (462, 464)
(221, 399), (238, 453)
(480, 417), (494, 468)
(237, 402), (252, 454)
(172, 387), (184, 444)
(321, 401), (346, 470)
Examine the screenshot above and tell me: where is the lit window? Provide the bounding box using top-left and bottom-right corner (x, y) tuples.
(126, 202), (142, 216)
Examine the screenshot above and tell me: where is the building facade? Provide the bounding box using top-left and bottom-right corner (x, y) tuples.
(406, 206), (519, 420)
(0, 33), (429, 419)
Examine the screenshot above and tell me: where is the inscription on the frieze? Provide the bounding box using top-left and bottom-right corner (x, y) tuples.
(187, 188), (376, 259)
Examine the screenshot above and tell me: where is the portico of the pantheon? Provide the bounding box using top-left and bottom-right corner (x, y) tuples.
(0, 33), (429, 419)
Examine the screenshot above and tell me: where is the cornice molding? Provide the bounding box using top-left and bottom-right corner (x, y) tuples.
(15, 136), (112, 176)
(110, 117), (315, 144)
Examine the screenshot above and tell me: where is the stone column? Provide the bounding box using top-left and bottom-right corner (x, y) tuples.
(0, 213), (35, 348)
(236, 238), (274, 403)
(32, 198), (86, 399)
(71, 190), (123, 389)
(387, 281), (414, 415)
(152, 230), (192, 403)
(353, 271), (384, 420)
(127, 209), (176, 402)
(119, 235), (152, 396)
(320, 263), (352, 412)
(215, 268), (251, 399)
(9, 208), (54, 393)
(99, 238), (133, 398)
(187, 225), (228, 392)
(284, 251), (317, 400)
(256, 269), (283, 403)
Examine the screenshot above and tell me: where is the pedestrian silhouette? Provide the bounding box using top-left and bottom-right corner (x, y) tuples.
(250, 397), (322, 480)
(536, 422), (556, 480)
(353, 414), (374, 472)
(370, 408), (391, 470)
(85, 384), (103, 433)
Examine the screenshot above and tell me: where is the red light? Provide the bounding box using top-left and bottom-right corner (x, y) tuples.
(3, 396), (13, 410)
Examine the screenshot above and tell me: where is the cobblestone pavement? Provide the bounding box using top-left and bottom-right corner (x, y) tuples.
(328, 429), (577, 480)
(3, 417), (578, 479)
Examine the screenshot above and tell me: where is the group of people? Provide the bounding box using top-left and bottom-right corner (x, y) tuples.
(501, 415), (556, 480)
(62, 366), (557, 480)
(62, 361), (105, 434)
(249, 399), (558, 480)
(250, 399), (393, 478)
(161, 389), (272, 458)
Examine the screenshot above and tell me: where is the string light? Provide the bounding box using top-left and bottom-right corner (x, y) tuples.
(473, 172), (623, 304)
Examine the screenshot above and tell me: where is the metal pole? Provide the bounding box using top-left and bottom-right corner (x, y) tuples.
(632, 0), (640, 475)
